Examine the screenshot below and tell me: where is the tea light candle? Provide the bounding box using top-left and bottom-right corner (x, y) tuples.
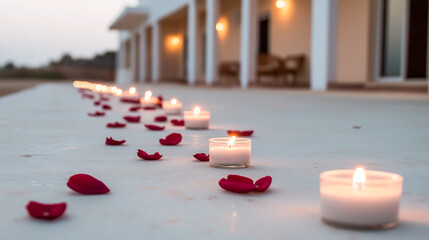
(140, 90), (158, 108)
(320, 167), (403, 229)
(128, 87), (137, 96)
(163, 98), (182, 115)
(209, 137), (251, 168)
(184, 106), (210, 129)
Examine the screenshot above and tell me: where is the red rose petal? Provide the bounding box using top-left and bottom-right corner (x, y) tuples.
(123, 115), (141, 123)
(129, 105), (141, 112)
(154, 115), (167, 122)
(67, 173), (110, 195)
(219, 175), (255, 193)
(102, 104), (112, 110)
(99, 95), (110, 101)
(171, 119), (185, 126)
(254, 176), (272, 192)
(26, 201), (67, 220)
(120, 97), (140, 104)
(137, 149), (163, 160)
(157, 94), (163, 102)
(144, 124), (165, 131)
(88, 111), (105, 117)
(193, 153), (209, 161)
(106, 122), (126, 128)
(143, 106), (156, 110)
(82, 94), (95, 99)
(78, 88), (89, 94)
(159, 133), (182, 145)
(226, 174), (254, 185)
(93, 100), (101, 106)
(105, 137), (126, 145)
(157, 95), (163, 108)
(227, 130), (254, 137)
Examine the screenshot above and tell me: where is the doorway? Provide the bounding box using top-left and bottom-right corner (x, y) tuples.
(258, 13), (270, 54)
(376, 0), (428, 81)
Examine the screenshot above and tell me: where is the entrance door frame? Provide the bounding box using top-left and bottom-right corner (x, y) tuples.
(374, 0), (410, 82)
(258, 12), (270, 55)
(374, 0), (429, 82)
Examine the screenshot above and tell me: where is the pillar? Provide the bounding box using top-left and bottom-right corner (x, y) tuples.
(205, 0), (219, 85)
(310, 0), (338, 91)
(240, 0), (258, 89)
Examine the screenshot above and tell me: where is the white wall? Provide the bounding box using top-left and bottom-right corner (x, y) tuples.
(259, 0), (312, 83)
(218, 0), (241, 62)
(336, 0), (372, 83)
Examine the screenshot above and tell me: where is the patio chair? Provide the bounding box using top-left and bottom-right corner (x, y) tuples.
(218, 61), (240, 85)
(256, 54), (283, 85)
(281, 54), (305, 85)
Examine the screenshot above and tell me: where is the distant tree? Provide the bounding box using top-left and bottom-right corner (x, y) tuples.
(59, 53), (74, 65)
(3, 61), (15, 70)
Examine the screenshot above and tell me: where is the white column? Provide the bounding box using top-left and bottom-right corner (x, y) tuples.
(310, 0), (338, 91)
(187, 0), (198, 85)
(205, 0), (219, 85)
(115, 40), (123, 83)
(152, 21), (161, 82)
(240, 0), (258, 89)
(130, 33), (137, 82)
(139, 26), (147, 83)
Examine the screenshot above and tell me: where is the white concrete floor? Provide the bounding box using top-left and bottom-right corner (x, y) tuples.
(0, 83), (428, 239)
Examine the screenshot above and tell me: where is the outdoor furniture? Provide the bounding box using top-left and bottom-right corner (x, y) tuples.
(256, 54), (283, 84)
(218, 61), (240, 85)
(282, 54), (306, 85)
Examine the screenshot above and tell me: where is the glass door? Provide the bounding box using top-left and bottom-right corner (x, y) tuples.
(376, 0), (428, 82)
(381, 0), (405, 78)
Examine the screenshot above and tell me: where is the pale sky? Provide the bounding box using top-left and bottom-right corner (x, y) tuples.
(0, 0), (138, 67)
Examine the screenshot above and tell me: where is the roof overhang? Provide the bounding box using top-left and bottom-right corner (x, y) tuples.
(109, 7), (148, 31)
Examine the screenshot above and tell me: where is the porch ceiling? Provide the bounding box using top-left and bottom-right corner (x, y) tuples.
(109, 7), (148, 31)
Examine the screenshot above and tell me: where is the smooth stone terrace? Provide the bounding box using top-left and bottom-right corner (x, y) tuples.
(0, 83), (428, 239)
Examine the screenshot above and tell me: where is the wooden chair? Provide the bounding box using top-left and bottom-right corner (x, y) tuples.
(281, 54), (305, 85)
(257, 54), (283, 85)
(218, 61), (240, 85)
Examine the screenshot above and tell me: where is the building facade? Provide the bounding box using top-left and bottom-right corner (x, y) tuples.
(110, 0), (429, 92)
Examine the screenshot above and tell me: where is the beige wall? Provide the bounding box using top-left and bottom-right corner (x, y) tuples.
(215, 0), (312, 83)
(218, 0), (241, 62)
(160, 15), (187, 80)
(259, 0), (312, 83)
(153, 0), (375, 84)
(336, 0), (372, 83)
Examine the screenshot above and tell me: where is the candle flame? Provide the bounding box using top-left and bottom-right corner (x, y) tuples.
(171, 98), (177, 105)
(194, 106), (200, 115)
(353, 167), (366, 190)
(144, 90), (152, 101)
(95, 84), (102, 92)
(111, 86), (118, 93)
(129, 87), (136, 95)
(115, 89), (123, 96)
(228, 136), (236, 149)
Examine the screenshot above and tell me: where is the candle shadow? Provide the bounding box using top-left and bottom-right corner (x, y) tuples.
(321, 218), (399, 231)
(24, 214), (72, 224)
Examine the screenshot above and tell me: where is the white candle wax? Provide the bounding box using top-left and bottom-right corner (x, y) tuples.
(209, 137), (251, 168)
(163, 99), (182, 115)
(184, 107), (210, 129)
(140, 90), (158, 108)
(140, 98), (158, 108)
(320, 169), (403, 228)
(124, 87), (138, 97)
